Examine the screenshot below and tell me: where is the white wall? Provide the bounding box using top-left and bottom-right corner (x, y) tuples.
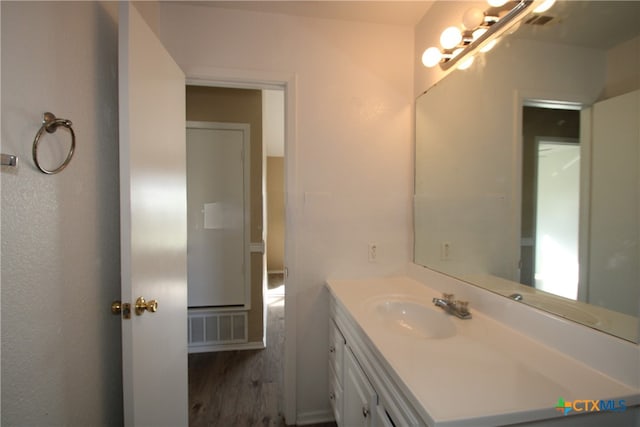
(604, 35), (640, 99)
(157, 3), (414, 421)
(588, 90), (639, 317)
(1, 1), (122, 425)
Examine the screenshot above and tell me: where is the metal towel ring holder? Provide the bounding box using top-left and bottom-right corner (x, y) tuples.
(32, 112), (75, 174)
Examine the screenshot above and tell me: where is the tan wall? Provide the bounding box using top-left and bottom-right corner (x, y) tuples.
(186, 85), (264, 343)
(266, 157), (285, 271)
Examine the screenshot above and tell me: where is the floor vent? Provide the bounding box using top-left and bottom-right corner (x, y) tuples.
(525, 14), (554, 26)
(188, 309), (247, 352)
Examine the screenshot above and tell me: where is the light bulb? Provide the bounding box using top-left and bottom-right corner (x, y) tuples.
(452, 48), (464, 58)
(440, 26), (463, 50)
(480, 38), (499, 53)
(462, 8), (484, 30)
(487, 0), (508, 7)
(458, 55), (475, 70)
(422, 47), (442, 68)
(534, 0), (556, 13)
(472, 27), (487, 41)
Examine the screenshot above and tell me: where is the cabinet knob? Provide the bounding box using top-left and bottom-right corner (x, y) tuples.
(362, 404), (370, 418)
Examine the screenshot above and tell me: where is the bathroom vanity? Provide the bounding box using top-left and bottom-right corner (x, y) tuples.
(326, 275), (639, 427)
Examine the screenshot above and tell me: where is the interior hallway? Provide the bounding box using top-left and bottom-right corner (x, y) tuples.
(188, 275), (336, 427)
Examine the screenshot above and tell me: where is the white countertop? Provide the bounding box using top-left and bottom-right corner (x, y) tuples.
(326, 276), (640, 426)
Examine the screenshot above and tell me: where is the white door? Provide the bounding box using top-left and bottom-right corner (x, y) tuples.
(343, 348), (377, 427)
(534, 140), (580, 299)
(186, 123), (250, 307)
(118, 3), (188, 426)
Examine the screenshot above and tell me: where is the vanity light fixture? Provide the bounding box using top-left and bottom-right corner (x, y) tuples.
(422, 0), (554, 72)
(533, 0), (556, 13)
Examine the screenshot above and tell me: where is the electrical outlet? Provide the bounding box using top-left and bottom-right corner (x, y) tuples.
(368, 243), (377, 263)
(440, 242), (451, 260)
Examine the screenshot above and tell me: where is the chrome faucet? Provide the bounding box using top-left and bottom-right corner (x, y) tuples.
(432, 293), (472, 319)
(509, 293), (523, 301)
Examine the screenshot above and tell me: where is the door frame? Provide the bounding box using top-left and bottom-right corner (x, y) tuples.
(186, 69), (298, 423)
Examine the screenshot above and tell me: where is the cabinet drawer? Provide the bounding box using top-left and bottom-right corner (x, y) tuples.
(376, 406), (394, 427)
(328, 365), (343, 425)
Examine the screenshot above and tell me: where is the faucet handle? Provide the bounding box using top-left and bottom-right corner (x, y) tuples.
(456, 300), (470, 314)
(443, 293), (454, 303)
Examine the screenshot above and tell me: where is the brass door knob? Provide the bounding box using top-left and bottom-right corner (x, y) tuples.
(135, 297), (158, 315)
(111, 300), (122, 314)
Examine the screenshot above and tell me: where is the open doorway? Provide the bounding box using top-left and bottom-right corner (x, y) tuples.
(520, 105), (581, 298)
(534, 138), (580, 299)
(186, 85), (288, 426)
(264, 89), (286, 308)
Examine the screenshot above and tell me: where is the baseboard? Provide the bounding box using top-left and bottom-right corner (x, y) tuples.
(188, 340), (265, 354)
(295, 409), (335, 425)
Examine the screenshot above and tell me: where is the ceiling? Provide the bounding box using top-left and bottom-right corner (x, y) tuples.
(515, 1), (640, 49)
(180, 1), (436, 26)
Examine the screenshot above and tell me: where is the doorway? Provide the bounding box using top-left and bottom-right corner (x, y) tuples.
(534, 138), (580, 299)
(186, 122), (251, 309)
(520, 105), (580, 297)
(264, 88), (286, 311)
(185, 84), (288, 425)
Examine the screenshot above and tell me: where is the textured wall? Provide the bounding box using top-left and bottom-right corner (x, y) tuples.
(1, 2), (123, 424)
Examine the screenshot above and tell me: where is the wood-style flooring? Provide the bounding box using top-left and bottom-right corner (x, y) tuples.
(188, 275), (336, 427)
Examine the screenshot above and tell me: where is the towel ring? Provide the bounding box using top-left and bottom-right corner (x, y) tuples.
(32, 112), (75, 175)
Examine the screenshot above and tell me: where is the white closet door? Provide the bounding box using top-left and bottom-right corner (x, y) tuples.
(186, 123), (250, 307)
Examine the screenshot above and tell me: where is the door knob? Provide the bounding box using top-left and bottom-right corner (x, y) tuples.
(111, 300), (122, 314)
(135, 296), (158, 315)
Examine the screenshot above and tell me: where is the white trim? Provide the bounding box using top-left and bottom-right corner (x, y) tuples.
(187, 306), (248, 313)
(188, 340), (266, 354)
(578, 107), (592, 304)
(249, 241), (265, 254)
(185, 68), (298, 425)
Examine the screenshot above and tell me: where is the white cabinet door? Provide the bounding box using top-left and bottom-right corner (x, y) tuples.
(329, 319), (346, 425)
(119, 3), (188, 426)
(343, 348), (377, 427)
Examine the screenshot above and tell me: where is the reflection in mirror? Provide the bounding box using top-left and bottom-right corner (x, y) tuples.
(414, 1), (639, 342)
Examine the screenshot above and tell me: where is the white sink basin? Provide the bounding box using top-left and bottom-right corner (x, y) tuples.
(369, 299), (456, 339)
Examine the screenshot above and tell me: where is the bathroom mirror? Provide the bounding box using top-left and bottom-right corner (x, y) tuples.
(415, 0), (639, 342)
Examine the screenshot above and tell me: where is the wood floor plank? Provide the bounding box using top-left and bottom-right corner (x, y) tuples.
(188, 277), (336, 427)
